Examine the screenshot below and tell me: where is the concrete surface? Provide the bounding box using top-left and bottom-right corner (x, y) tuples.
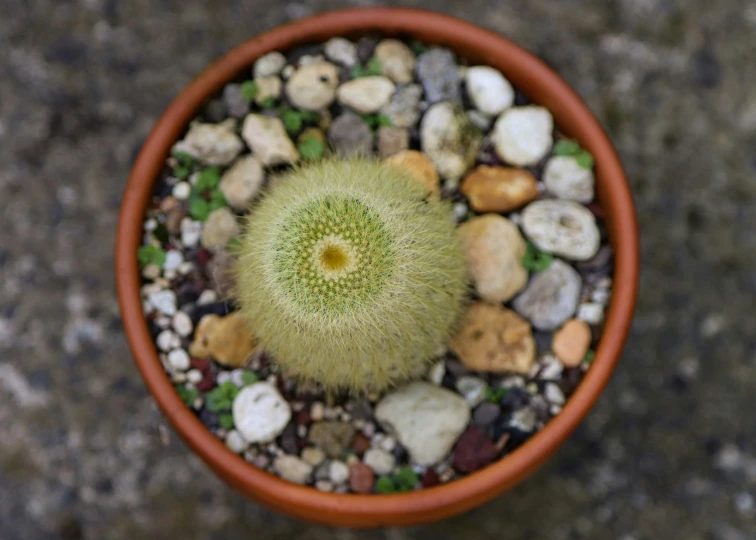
(1, 0), (755, 538)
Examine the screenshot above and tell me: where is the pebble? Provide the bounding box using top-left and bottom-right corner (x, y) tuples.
(349, 462), (375, 494)
(337, 76), (396, 113)
(301, 446), (326, 467)
(308, 421), (356, 459)
(363, 448), (396, 476)
(222, 84), (249, 118)
(233, 383), (292, 443)
(427, 360), (445, 385)
(315, 480), (334, 492)
(377, 126), (409, 159)
(416, 48), (462, 103)
(455, 376), (488, 408)
(156, 329), (179, 351)
(374, 39), (416, 84)
(273, 455), (313, 485)
(493, 106), (553, 166)
(285, 62), (340, 111)
(324, 37), (357, 67)
(142, 264), (160, 280)
(452, 426), (496, 473)
(254, 76), (282, 105)
(458, 215), (528, 303)
(385, 150), (440, 196)
(225, 429), (248, 454)
(380, 84), (422, 128)
(180, 218), (202, 248)
(451, 302), (536, 374)
(543, 156), (595, 203)
(328, 112), (374, 156)
(375, 382), (470, 466)
(577, 302), (605, 325)
(241, 114), (299, 166)
(329, 460), (350, 484)
(186, 369), (203, 384)
(473, 402), (501, 426)
(189, 313), (256, 368)
(253, 51), (286, 78)
(148, 290), (177, 316)
(219, 155), (264, 211)
(197, 289), (217, 305)
(167, 348), (190, 371)
(544, 382), (566, 406)
(171, 119), (244, 166)
(465, 66), (514, 116)
(310, 402), (325, 421)
(171, 181), (191, 200)
(200, 208), (240, 251)
(510, 407), (537, 432)
(460, 165), (539, 213)
(538, 354), (564, 380)
(552, 319), (592, 367)
(512, 260), (582, 331)
(163, 250), (183, 271)
(521, 199), (600, 261)
(420, 101), (481, 183)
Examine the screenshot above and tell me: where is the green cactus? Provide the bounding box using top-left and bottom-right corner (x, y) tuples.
(233, 158), (468, 392)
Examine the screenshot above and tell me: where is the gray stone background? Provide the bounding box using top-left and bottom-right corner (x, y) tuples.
(1, 0), (755, 538)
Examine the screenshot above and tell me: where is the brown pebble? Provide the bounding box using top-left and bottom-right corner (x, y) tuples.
(385, 150), (440, 196)
(422, 468), (440, 488)
(348, 462), (375, 494)
(160, 196), (178, 213)
(452, 426), (496, 474)
(352, 432), (371, 456)
(460, 165), (538, 212)
(552, 318), (592, 367)
(165, 207), (186, 235)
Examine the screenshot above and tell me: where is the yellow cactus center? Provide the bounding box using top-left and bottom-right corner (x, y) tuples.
(313, 236), (354, 276)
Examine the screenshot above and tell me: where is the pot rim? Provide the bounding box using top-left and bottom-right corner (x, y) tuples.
(116, 7), (639, 528)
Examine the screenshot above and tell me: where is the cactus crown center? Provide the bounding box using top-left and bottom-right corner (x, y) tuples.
(271, 196), (394, 314)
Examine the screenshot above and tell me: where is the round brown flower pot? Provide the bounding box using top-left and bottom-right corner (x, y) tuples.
(116, 7), (639, 528)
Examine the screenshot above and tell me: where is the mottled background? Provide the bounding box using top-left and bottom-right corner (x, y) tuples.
(1, 0), (755, 538)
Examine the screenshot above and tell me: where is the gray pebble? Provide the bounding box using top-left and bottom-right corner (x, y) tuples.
(328, 112), (374, 156)
(223, 84), (249, 119)
(416, 48), (462, 104)
(513, 260), (581, 331)
(472, 402), (500, 426)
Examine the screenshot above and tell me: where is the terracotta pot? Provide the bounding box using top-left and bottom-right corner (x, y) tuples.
(116, 7), (639, 528)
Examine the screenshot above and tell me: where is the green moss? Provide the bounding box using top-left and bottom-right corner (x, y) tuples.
(234, 158), (468, 392)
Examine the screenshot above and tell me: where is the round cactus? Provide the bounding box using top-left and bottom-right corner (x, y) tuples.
(233, 158), (468, 392)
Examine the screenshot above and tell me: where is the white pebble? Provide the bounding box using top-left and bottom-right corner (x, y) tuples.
(225, 429), (248, 454)
(163, 250), (183, 271)
(324, 37), (357, 67)
(186, 369), (203, 384)
(172, 181), (191, 200)
(144, 218), (157, 231)
(310, 402), (324, 421)
(329, 460), (350, 484)
(577, 302), (605, 325)
(171, 311), (194, 337)
(167, 348), (191, 371)
(197, 289), (218, 305)
(148, 290), (177, 316)
(142, 264), (160, 280)
(544, 382), (566, 405)
(163, 268), (177, 280)
(233, 383), (292, 443)
(217, 371), (233, 385)
(315, 480), (334, 492)
(154, 316), (171, 329)
(177, 261), (193, 275)
(254, 51), (286, 78)
(180, 218), (202, 248)
(364, 448), (396, 475)
(543, 156), (595, 203)
(493, 106), (553, 166)
(156, 330), (178, 352)
(378, 436), (396, 453)
(427, 361), (446, 385)
(465, 66), (514, 116)
(591, 288), (611, 305)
